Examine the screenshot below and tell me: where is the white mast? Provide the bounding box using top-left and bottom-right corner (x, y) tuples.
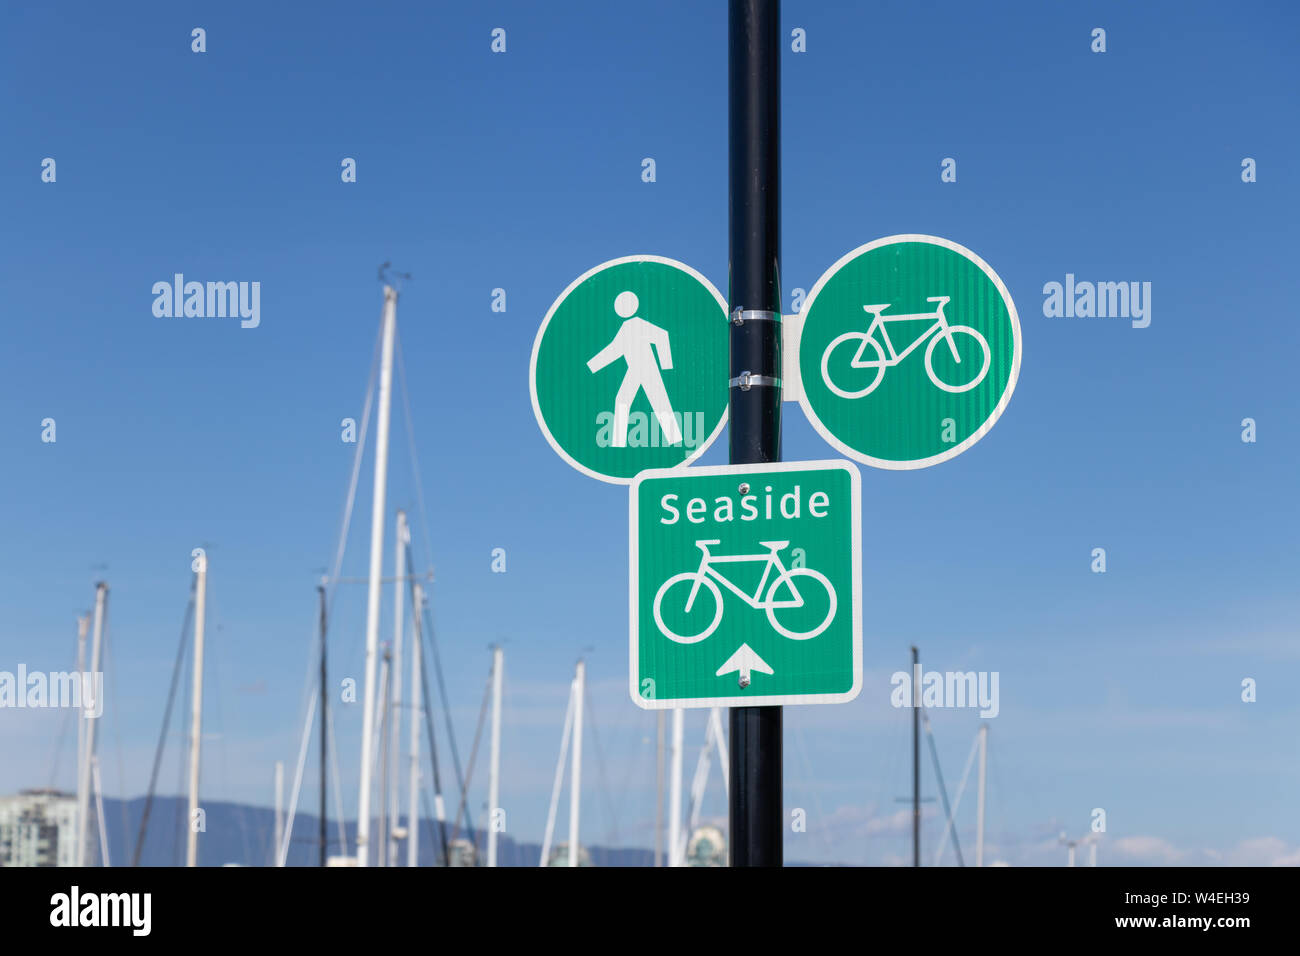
(376, 646), (391, 867)
(686, 708), (729, 843)
(976, 724), (987, 868)
(711, 707), (728, 796)
(539, 679), (575, 867)
(388, 510), (408, 867)
(276, 689), (318, 868)
(486, 645), (504, 867)
(406, 580), (424, 867)
(357, 284), (398, 867)
(186, 553), (208, 868)
(74, 614), (88, 857)
(92, 755), (110, 867)
(668, 707), (684, 866)
(274, 760), (284, 866)
(77, 581), (107, 867)
(933, 726), (980, 867)
(687, 714), (714, 837)
(567, 659), (585, 867)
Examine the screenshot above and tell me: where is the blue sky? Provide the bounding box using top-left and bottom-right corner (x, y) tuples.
(1, 0), (1297, 865)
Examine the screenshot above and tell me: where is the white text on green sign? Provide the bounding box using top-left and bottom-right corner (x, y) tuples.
(629, 460), (863, 709)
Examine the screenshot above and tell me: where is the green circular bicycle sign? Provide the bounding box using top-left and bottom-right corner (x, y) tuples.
(797, 235), (1021, 469)
(530, 256), (729, 484)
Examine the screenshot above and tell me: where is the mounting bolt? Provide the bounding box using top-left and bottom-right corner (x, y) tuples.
(738, 674), (750, 689)
(739, 483), (750, 494)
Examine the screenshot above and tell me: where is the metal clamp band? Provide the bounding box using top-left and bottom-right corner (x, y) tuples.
(730, 308), (781, 326)
(729, 372), (782, 391)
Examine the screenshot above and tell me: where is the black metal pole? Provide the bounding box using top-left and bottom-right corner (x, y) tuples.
(728, 0), (782, 868)
(319, 585), (328, 868)
(912, 645), (920, 867)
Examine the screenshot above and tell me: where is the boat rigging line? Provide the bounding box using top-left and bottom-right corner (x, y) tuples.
(132, 587), (194, 867)
(445, 658), (492, 854)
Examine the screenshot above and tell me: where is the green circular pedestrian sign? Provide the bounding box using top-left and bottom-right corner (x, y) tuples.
(797, 235), (1021, 469)
(530, 256), (729, 484)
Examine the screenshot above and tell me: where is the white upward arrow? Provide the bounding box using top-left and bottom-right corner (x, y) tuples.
(716, 643), (774, 688)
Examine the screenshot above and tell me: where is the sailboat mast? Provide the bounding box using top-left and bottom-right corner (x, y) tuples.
(378, 646), (391, 867)
(77, 582), (107, 867)
(538, 680), (574, 867)
(975, 724), (987, 868)
(406, 580), (423, 867)
(486, 645), (504, 867)
(187, 556), (208, 868)
(318, 583), (328, 867)
(92, 755), (110, 867)
(74, 614), (88, 860)
(274, 760), (284, 865)
(389, 511), (407, 867)
(911, 645), (920, 868)
(357, 284), (398, 867)
(568, 658), (584, 867)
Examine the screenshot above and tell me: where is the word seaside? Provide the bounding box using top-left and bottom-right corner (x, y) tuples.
(657, 484), (833, 525)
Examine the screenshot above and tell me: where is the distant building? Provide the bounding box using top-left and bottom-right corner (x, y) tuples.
(448, 838), (480, 867)
(544, 842), (592, 867)
(0, 789), (78, 867)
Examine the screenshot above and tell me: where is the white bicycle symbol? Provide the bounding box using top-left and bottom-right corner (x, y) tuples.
(820, 295), (991, 399)
(652, 539), (836, 644)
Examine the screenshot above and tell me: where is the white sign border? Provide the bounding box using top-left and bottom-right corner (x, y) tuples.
(796, 234), (1022, 470)
(529, 254), (731, 485)
(628, 459), (863, 710)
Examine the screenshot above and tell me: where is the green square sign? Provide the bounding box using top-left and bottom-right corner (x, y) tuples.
(629, 460), (862, 709)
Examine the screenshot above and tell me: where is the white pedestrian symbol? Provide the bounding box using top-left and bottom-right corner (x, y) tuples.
(586, 291), (682, 447)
